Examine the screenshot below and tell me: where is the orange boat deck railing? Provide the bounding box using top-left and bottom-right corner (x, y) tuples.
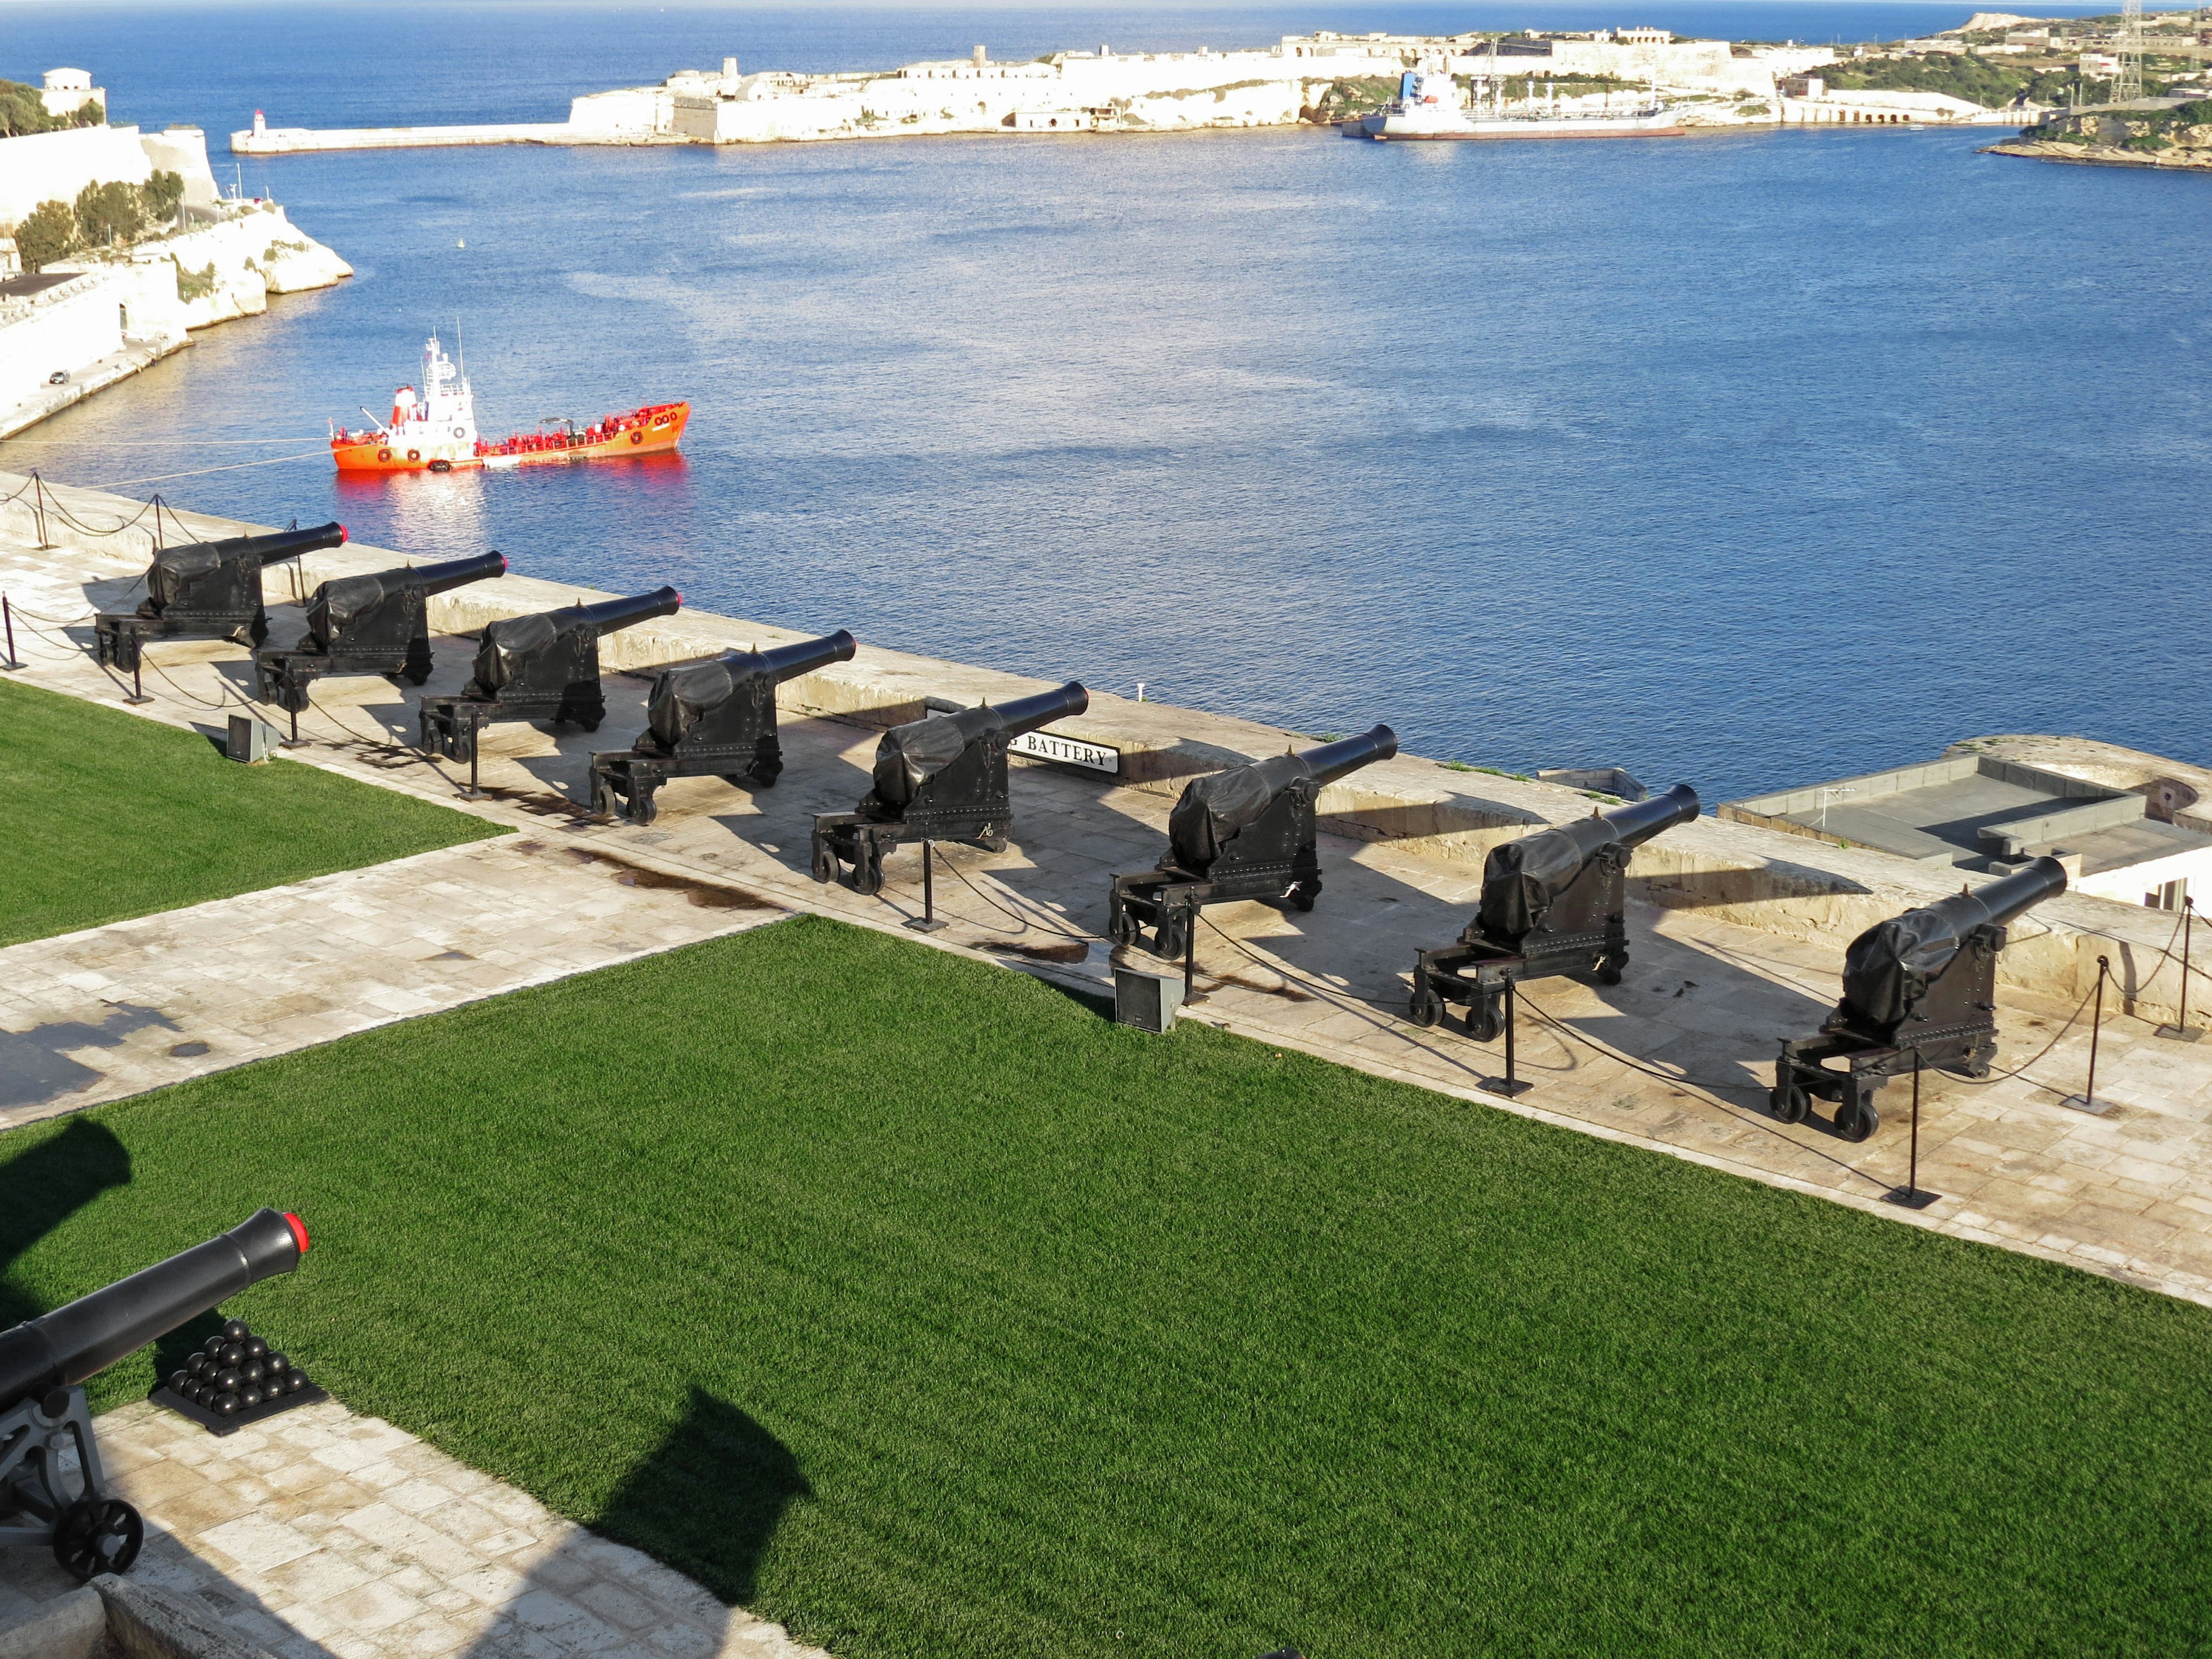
(475, 402), (685, 460)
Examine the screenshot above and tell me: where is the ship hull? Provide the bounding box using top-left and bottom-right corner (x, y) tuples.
(1362, 112), (1685, 140)
(333, 402), (689, 473)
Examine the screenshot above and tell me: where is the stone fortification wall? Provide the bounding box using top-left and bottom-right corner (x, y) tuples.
(1, 468), (2194, 1025)
(0, 123), (222, 227)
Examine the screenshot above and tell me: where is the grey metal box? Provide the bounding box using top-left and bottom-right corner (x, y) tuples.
(226, 713), (276, 764)
(1113, 964), (1184, 1033)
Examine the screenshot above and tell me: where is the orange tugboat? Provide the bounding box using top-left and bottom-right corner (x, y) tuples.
(330, 334), (688, 474)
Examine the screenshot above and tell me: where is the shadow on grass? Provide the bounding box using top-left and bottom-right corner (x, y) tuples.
(0, 1116), (132, 1325)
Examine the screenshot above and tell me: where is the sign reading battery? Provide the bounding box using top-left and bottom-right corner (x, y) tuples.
(1010, 729), (1120, 775)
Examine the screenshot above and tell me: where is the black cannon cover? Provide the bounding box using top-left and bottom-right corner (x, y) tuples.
(1840, 855), (2069, 1029)
(1478, 782), (1700, 940)
(643, 630), (856, 750)
(470, 587), (682, 693)
(1166, 725), (1397, 873)
(870, 681), (1088, 809)
(0, 1209), (307, 1413)
(146, 522), (344, 611)
(306, 551), (507, 645)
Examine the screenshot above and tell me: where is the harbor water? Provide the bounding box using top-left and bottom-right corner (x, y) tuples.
(4, 2), (2201, 801)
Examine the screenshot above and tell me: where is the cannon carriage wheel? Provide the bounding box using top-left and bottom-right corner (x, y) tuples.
(54, 1495), (143, 1581)
(1770, 1077), (1810, 1124)
(809, 835), (838, 885)
(1465, 994), (1505, 1044)
(851, 839), (885, 897)
(1834, 1088), (1880, 1143)
(1596, 953), (1626, 987)
(1407, 985), (1444, 1028)
(1285, 879), (1320, 914)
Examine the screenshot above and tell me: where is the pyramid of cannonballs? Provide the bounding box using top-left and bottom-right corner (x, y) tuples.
(167, 1319), (313, 1420)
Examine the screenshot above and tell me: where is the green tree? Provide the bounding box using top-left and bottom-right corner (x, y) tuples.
(0, 79), (107, 137)
(14, 199), (77, 272)
(139, 168), (184, 228)
(73, 178), (143, 249)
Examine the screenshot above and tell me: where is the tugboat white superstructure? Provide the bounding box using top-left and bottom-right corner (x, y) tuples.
(1362, 66), (1684, 140)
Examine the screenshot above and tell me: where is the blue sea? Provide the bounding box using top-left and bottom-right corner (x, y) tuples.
(2, 1), (2201, 801)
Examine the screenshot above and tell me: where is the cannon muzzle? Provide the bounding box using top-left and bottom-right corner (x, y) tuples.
(1596, 782), (1700, 850)
(1301, 725), (1398, 788)
(990, 681), (1089, 740)
(759, 629), (857, 684)
(563, 586), (683, 635)
(1938, 855), (2070, 934)
(0, 1209), (308, 1413)
(412, 550), (509, 597)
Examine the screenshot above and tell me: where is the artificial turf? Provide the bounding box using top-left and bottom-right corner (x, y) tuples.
(0, 676), (501, 945)
(3, 914), (2209, 1657)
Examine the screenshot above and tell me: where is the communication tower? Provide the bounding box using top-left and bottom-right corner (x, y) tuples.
(2117, 0), (2145, 103)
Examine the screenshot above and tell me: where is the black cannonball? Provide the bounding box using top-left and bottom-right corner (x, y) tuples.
(266, 1352), (288, 1375)
(168, 1369), (190, 1393)
(214, 1367), (243, 1392)
(211, 1391), (240, 1416)
(244, 1336), (268, 1359)
(217, 1341), (244, 1367)
(242, 1359), (267, 1385)
(283, 1370), (307, 1393)
(222, 1319), (249, 1342)
(239, 1385), (263, 1410)
(203, 1335), (226, 1359)
(186, 1354), (209, 1379)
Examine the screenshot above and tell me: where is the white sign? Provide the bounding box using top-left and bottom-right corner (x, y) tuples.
(1010, 729), (1120, 775)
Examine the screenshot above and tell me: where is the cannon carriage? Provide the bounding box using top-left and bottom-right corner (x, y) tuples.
(1409, 783), (1700, 1041)
(812, 682), (1089, 895)
(93, 521), (347, 672)
(419, 586), (683, 762)
(0, 1209), (308, 1581)
(253, 551), (507, 713)
(1107, 726), (1397, 960)
(589, 630), (857, 826)
(1771, 856), (2068, 1141)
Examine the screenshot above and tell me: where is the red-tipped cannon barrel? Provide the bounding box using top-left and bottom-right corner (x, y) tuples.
(0, 1209), (308, 1412)
(560, 585), (683, 635)
(148, 521), (345, 601)
(302, 551), (507, 651)
(1478, 781), (1699, 944)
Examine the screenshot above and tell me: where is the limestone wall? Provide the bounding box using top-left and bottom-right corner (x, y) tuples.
(1, 468), (2197, 1025)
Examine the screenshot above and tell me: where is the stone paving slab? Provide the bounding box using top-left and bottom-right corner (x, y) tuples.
(0, 1400), (828, 1659)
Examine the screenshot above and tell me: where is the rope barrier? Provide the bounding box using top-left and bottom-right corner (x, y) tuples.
(929, 845), (1094, 941)
(85, 450), (328, 491)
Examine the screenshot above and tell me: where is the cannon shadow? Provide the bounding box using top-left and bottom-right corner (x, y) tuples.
(0, 1003), (179, 1115)
(457, 1386), (810, 1655)
(0, 1116), (134, 1326)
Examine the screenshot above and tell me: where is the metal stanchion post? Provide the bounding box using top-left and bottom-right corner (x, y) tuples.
(1480, 978), (1532, 1099)
(2158, 897), (2202, 1042)
(282, 703), (304, 749)
(1, 596), (19, 671)
(2063, 956), (2111, 1115)
(457, 721), (483, 801)
(1183, 908), (1199, 1004)
(905, 838), (946, 932)
(1885, 1049), (1940, 1209)
(124, 654), (153, 705)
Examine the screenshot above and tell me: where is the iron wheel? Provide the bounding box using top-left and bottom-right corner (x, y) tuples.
(53, 1497), (142, 1581)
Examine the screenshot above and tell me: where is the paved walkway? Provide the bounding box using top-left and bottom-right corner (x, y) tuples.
(0, 1399), (827, 1659)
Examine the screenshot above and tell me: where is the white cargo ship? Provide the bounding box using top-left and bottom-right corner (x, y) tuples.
(1362, 68), (1684, 140)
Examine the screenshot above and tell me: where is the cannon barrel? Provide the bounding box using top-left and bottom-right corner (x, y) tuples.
(410, 550), (508, 597)
(563, 586), (683, 635)
(0, 1209), (308, 1414)
(1301, 725), (1398, 788)
(757, 629), (857, 684)
(1596, 782), (1700, 850)
(1925, 855), (2070, 937)
(988, 681), (1089, 739)
(164, 521), (346, 568)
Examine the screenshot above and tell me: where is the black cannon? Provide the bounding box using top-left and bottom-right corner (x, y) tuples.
(1107, 726), (1398, 960)
(589, 630), (857, 825)
(93, 521), (346, 671)
(1772, 856), (2069, 1141)
(418, 586), (683, 762)
(0, 1209), (308, 1581)
(254, 550), (507, 713)
(1409, 783), (1701, 1040)
(810, 681), (1090, 895)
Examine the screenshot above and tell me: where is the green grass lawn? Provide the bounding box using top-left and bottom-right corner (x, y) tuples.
(0, 676), (501, 945)
(4, 915), (2209, 1657)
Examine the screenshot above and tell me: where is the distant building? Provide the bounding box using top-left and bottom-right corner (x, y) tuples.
(1615, 27), (1675, 45)
(1723, 753), (2212, 910)
(40, 68), (105, 120)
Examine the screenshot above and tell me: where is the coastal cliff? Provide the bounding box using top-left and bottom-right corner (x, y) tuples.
(1986, 97), (2212, 167)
